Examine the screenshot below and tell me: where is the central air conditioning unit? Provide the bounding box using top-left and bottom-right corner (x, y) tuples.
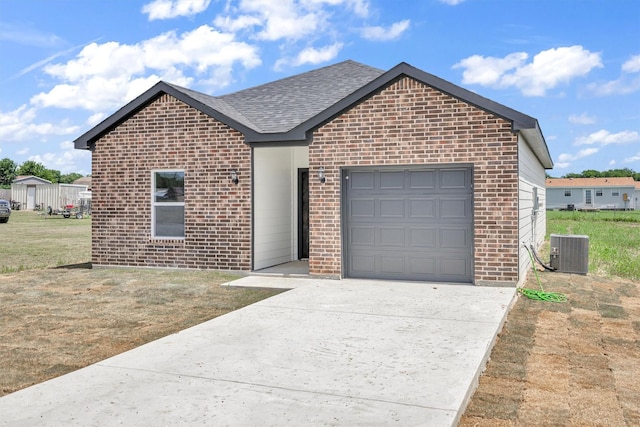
(549, 234), (589, 275)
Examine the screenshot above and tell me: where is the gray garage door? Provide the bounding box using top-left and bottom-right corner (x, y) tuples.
(344, 166), (473, 283)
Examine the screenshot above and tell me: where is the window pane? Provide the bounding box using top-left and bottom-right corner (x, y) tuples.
(155, 206), (184, 237)
(155, 172), (184, 202)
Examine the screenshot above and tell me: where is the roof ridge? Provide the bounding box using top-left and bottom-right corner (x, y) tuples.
(166, 82), (265, 132)
(220, 60), (382, 99)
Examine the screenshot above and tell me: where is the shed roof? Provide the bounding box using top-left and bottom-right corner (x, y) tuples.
(13, 175), (52, 185)
(546, 177), (637, 188)
(74, 60), (553, 168)
(73, 176), (92, 187)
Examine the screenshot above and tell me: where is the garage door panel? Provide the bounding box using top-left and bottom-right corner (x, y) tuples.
(380, 171), (404, 189)
(441, 257), (470, 277)
(350, 198), (375, 217)
(379, 198), (405, 218)
(440, 198), (470, 219)
(351, 226), (375, 246)
(409, 228), (436, 248)
(441, 169), (470, 190)
(380, 256), (405, 274)
(379, 227), (406, 246)
(351, 171), (375, 189)
(440, 227), (470, 249)
(409, 256), (436, 275)
(350, 254), (375, 273)
(409, 198), (436, 218)
(409, 170), (435, 189)
(345, 166), (473, 283)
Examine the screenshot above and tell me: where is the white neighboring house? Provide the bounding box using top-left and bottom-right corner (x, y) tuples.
(546, 177), (638, 210)
(11, 176), (88, 210)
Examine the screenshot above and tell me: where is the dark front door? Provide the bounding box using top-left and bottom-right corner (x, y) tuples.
(298, 169), (309, 259)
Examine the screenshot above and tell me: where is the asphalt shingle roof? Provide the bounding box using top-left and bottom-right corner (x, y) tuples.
(546, 177), (637, 188)
(219, 60), (384, 133)
(165, 60), (384, 134)
(73, 59), (553, 168)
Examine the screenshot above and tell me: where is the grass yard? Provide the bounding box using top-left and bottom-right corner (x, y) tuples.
(546, 210), (640, 280)
(2, 209), (639, 424)
(461, 209), (640, 426)
(0, 211), (92, 273)
(0, 211), (281, 397)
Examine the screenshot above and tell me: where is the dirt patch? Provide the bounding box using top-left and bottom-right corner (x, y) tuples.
(0, 266), (281, 397)
(460, 272), (640, 426)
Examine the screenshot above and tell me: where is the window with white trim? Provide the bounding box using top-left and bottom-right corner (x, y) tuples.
(564, 190), (571, 197)
(596, 189), (603, 197)
(612, 189), (619, 196)
(152, 170), (185, 238)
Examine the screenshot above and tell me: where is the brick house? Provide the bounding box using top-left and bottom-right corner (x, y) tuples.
(74, 61), (553, 286)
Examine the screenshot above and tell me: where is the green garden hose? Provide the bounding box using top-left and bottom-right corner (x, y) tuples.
(518, 244), (567, 303)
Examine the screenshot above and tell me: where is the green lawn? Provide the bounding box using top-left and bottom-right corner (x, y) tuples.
(3, 208), (638, 281)
(546, 210), (640, 280)
(0, 211), (91, 273)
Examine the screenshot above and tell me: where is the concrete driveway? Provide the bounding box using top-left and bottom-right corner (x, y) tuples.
(0, 277), (515, 426)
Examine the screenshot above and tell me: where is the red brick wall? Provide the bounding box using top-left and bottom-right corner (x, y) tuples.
(309, 77), (519, 285)
(91, 94), (251, 270)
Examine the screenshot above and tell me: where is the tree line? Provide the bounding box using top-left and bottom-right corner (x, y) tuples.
(549, 168), (640, 181)
(0, 158), (86, 189)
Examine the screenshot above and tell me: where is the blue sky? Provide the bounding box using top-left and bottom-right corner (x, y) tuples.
(1, 0), (639, 177)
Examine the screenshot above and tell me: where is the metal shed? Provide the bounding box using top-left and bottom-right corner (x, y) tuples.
(11, 176), (88, 211)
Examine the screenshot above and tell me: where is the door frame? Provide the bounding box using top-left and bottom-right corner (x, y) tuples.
(297, 168), (309, 259)
(584, 188), (593, 206)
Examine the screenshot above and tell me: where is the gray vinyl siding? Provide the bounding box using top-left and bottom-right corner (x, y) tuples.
(518, 135), (547, 286)
(547, 186), (635, 210)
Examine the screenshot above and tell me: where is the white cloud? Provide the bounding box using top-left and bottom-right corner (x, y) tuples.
(587, 53), (640, 96)
(347, 0), (370, 17)
(587, 76), (640, 96)
(30, 25), (261, 112)
(568, 113), (596, 125)
(558, 148), (599, 163)
(214, 15), (262, 32)
(302, 0), (370, 18)
(624, 152), (640, 163)
(453, 52), (528, 86)
(276, 42), (343, 69)
(622, 54), (640, 73)
(554, 162), (570, 169)
(142, 0), (211, 20)
(87, 113), (107, 127)
(29, 144), (92, 175)
(438, 0), (465, 4)
(361, 19), (410, 41)
(454, 46), (603, 96)
(574, 129), (640, 146)
(609, 160), (616, 166)
(0, 105), (79, 142)
(216, 0), (326, 42)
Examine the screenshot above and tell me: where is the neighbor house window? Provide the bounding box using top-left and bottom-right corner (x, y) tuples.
(152, 170), (185, 238)
(564, 190), (572, 197)
(612, 189), (619, 196)
(596, 189), (603, 197)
